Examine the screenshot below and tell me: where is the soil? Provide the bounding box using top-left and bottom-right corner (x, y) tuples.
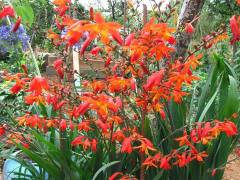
(223, 153), (240, 180)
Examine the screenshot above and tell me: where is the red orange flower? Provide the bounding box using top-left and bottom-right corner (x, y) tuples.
(12, 16), (22, 32)
(95, 120), (109, 133)
(71, 136), (96, 152)
(175, 152), (192, 167)
(91, 139), (97, 152)
(83, 12), (123, 45)
(0, 126), (5, 136)
(47, 29), (62, 46)
(135, 138), (157, 155)
(10, 83), (23, 94)
(160, 156), (171, 170)
(230, 15), (240, 44)
(59, 119), (67, 131)
(80, 34), (96, 55)
(54, 5), (69, 16)
(175, 130), (189, 146)
(52, 0), (71, 6)
(220, 121), (238, 136)
(71, 136), (85, 146)
(28, 76), (49, 95)
(91, 46), (101, 56)
(144, 70), (165, 90)
(121, 137), (133, 154)
(112, 130), (125, 142)
(78, 121), (93, 132)
(185, 23), (195, 34)
(9, 75), (27, 94)
(109, 172), (123, 180)
(53, 59), (64, 79)
(0, 6), (15, 19)
(72, 102), (90, 118)
(125, 33), (135, 46)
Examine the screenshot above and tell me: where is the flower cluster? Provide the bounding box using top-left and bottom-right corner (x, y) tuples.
(143, 120), (238, 170)
(0, 125), (5, 136)
(0, 23), (29, 54)
(230, 15), (240, 44)
(3, 71), (239, 171)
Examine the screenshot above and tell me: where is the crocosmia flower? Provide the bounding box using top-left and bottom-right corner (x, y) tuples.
(0, 126), (5, 136)
(185, 23), (195, 34)
(28, 76), (49, 95)
(230, 15), (240, 44)
(0, 6), (15, 19)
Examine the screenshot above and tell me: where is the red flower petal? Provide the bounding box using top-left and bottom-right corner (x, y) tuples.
(0, 126), (5, 136)
(121, 137), (133, 154)
(12, 16), (22, 32)
(91, 139), (97, 152)
(111, 30), (123, 45)
(54, 5), (69, 16)
(71, 136), (85, 146)
(109, 172), (123, 180)
(80, 35), (95, 55)
(0, 6), (15, 19)
(125, 33), (135, 46)
(105, 57), (111, 67)
(185, 23), (195, 34)
(59, 119), (67, 132)
(90, 46), (101, 56)
(28, 76), (49, 95)
(89, 7), (94, 21)
(10, 83), (22, 94)
(144, 69), (165, 90)
(230, 15), (240, 44)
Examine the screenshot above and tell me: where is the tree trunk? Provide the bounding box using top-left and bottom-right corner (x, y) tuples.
(174, 0), (206, 60)
(108, 0), (116, 20)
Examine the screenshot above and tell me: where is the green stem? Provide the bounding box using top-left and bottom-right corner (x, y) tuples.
(27, 41), (41, 76)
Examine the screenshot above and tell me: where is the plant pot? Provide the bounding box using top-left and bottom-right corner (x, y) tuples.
(2, 151), (48, 180)
(3, 158), (30, 180)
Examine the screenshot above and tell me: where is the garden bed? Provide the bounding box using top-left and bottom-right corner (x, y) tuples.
(1, 153), (240, 180)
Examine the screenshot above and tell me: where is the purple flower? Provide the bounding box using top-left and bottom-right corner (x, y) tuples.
(0, 24), (30, 54)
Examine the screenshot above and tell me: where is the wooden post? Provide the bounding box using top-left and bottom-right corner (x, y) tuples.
(72, 11), (81, 90)
(143, 4), (148, 25)
(174, 0), (206, 60)
(72, 49), (80, 81)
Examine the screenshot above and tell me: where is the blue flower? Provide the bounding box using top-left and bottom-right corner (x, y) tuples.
(0, 24), (30, 54)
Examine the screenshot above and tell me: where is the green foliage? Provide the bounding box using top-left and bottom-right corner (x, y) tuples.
(12, 0), (54, 49)
(15, 5), (34, 27)
(6, 53), (240, 180)
(0, 80), (26, 124)
(207, 0), (240, 17)
(141, 54), (240, 180)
